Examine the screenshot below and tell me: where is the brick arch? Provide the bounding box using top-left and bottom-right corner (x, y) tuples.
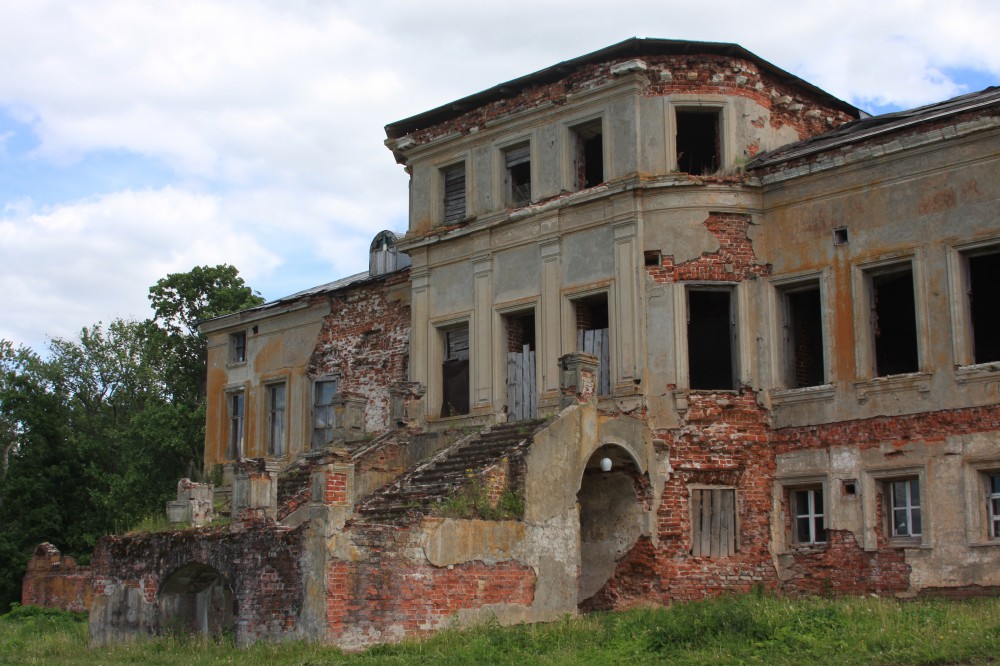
(158, 562), (234, 638)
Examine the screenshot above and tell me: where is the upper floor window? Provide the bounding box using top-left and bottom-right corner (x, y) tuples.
(230, 331), (247, 363)
(267, 383), (286, 457)
(369, 230), (410, 276)
(964, 248), (1000, 364)
(688, 287), (737, 390)
(312, 378), (338, 450)
(441, 162), (466, 225)
(779, 280), (825, 388)
(866, 264), (919, 376)
(569, 119), (603, 190)
(676, 108), (721, 175)
(574, 293), (610, 396)
(504, 142), (531, 207)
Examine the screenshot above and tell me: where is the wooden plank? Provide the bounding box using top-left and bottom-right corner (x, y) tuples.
(721, 490), (735, 557)
(599, 329), (610, 395)
(512, 352), (523, 420)
(527, 348), (537, 419)
(690, 489), (703, 556)
(710, 490), (723, 558)
(700, 490), (713, 557)
(507, 352), (517, 420)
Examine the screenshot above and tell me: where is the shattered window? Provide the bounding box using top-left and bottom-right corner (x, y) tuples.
(504, 143), (531, 207)
(230, 331), (247, 363)
(268, 384), (286, 456)
(227, 392), (245, 460)
(868, 265), (919, 377)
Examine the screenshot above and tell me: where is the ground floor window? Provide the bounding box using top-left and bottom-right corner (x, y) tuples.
(792, 487), (826, 545)
(690, 487), (737, 558)
(889, 478), (921, 538)
(989, 474), (1000, 539)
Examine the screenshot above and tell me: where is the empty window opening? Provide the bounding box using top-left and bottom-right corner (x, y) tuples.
(842, 479), (857, 497)
(889, 478), (922, 538)
(967, 250), (1000, 364)
(690, 487), (737, 557)
(504, 143), (531, 207)
(869, 267), (919, 376)
(506, 312), (537, 421)
(227, 392), (244, 460)
(571, 120), (603, 190)
(441, 162), (466, 225)
(268, 384), (286, 457)
(158, 564), (234, 639)
(688, 289), (736, 390)
(833, 227), (849, 245)
(989, 474), (1000, 539)
(792, 487), (827, 545)
(312, 379), (338, 450)
(575, 294), (610, 396)
(644, 250), (661, 267)
(230, 332), (247, 363)
(783, 284), (825, 388)
(676, 109), (721, 175)
(441, 325), (470, 417)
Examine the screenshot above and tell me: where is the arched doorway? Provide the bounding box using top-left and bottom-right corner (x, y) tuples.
(158, 563), (234, 638)
(576, 444), (646, 606)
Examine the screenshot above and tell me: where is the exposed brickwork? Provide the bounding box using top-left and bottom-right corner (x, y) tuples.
(90, 525), (305, 645)
(309, 270), (411, 434)
(325, 471), (349, 504)
(326, 526), (535, 643)
(21, 543), (93, 612)
(646, 212), (771, 283)
(406, 56), (852, 148)
(780, 530), (910, 596)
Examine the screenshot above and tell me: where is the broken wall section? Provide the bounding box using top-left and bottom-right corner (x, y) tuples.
(21, 543), (93, 612)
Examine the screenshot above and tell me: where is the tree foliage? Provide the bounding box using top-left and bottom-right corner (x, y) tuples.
(0, 265), (263, 613)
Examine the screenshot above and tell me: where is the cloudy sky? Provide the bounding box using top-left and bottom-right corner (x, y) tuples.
(2, 0), (999, 351)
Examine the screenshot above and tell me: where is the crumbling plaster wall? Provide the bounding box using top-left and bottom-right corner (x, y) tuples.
(308, 270), (411, 434)
(203, 301), (329, 467)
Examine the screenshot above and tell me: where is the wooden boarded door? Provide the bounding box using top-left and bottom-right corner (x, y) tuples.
(577, 328), (610, 396)
(507, 344), (536, 421)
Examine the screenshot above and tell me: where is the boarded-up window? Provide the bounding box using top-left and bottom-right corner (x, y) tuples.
(442, 162), (466, 225)
(312, 379), (338, 450)
(690, 487), (737, 557)
(441, 326), (470, 417)
(504, 143), (531, 207)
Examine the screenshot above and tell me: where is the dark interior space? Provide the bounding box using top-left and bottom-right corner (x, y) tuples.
(688, 289), (734, 390)
(872, 269), (919, 376)
(969, 251), (1000, 363)
(676, 110), (720, 175)
(787, 286), (824, 387)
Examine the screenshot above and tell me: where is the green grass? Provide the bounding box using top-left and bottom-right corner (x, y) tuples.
(2, 594), (998, 665)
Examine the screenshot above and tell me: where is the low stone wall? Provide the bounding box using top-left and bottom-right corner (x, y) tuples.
(21, 543), (93, 612)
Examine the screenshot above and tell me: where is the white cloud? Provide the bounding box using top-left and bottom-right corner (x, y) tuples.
(0, 188), (280, 348)
(1, 0), (999, 350)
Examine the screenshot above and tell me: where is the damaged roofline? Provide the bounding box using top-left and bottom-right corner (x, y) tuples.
(383, 37), (861, 142)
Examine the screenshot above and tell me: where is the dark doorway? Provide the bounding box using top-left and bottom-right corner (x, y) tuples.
(441, 326), (470, 417)
(158, 563), (234, 639)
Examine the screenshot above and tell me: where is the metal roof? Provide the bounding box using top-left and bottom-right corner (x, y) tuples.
(748, 85), (1000, 170)
(384, 37), (861, 140)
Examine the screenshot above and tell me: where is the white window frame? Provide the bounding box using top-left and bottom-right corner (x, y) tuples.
(792, 486), (827, 546)
(963, 459), (1000, 546)
(862, 466), (929, 549)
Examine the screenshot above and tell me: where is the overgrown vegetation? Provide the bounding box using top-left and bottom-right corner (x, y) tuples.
(0, 265), (263, 612)
(438, 473), (524, 520)
(1, 594), (998, 665)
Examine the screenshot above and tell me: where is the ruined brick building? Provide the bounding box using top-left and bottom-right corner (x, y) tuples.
(25, 38), (1000, 648)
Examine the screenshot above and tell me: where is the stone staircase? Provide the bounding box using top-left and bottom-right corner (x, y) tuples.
(276, 460), (313, 522)
(355, 419), (548, 524)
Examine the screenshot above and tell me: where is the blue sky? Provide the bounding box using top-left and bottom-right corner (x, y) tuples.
(2, 0), (999, 351)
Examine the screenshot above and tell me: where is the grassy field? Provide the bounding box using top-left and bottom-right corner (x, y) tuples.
(1, 593), (998, 665)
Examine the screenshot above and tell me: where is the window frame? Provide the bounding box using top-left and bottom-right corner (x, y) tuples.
(667, 97), (732, 174)
(440, 160), (467, 226)
(771, 273), (830, 390)
(852, 252), (926, 380)
(311, 377), (339, 451)
(863, 466), (929, 548)
(792, 486), (828, 546)
(229, 331), (247, 364)
(500, 139), (532, 208)
(685, 285), (738, 391)
(226, 390), (245, 460)
(566, 116), (605, 192)
(963, 459), (1000, 546)
(947, 239), (1000, 368)
(266, 382), (287, 457)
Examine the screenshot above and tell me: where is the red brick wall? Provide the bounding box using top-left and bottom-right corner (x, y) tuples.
(21, 543), (93, 612)
(326, 526), (535, 643)
(646, 212), (771, 284)
(309, 270), (410, 434)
